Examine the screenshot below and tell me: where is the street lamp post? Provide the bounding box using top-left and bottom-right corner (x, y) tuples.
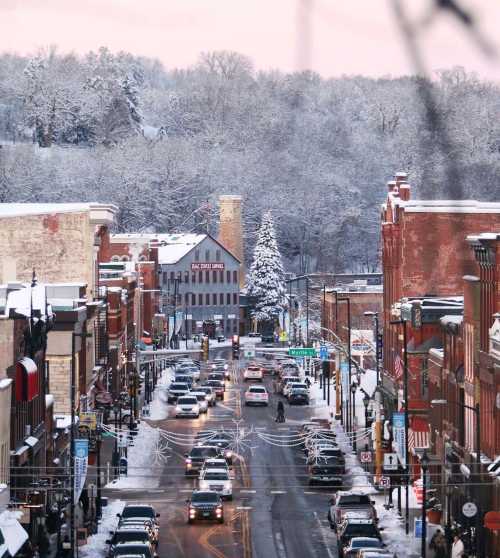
(364, 311), (380, 387)
(390, 318), (410, 536)
(421, 450), (430, 558)
(96, 424), (102, 521)
(351, 382), (358, 452)
(339, 297), (351, 431)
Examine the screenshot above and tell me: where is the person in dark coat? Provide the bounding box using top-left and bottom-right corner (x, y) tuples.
(429, 529), (447, 558)
(276, 400), (285, 422)
(37, 527), (51, 558)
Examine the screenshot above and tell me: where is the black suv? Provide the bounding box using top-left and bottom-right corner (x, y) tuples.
(187, 491), (224, 524)
(185, 445), (220, 476)
(106, 527), (155, 557)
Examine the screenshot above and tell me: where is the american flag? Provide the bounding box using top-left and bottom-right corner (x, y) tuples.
(394, 355), (404, 380)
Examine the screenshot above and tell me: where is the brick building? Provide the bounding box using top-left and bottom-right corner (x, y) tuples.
(218, 195), (245, 289)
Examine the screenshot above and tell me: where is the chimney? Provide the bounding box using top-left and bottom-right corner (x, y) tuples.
(399, 182), (411, 201)
(387, 180), (397, 192)
(395, 171), (408, 185)
(218, 195), (245, 288)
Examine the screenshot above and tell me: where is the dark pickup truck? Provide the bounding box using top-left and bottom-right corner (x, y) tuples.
(308, 460), (345, 486)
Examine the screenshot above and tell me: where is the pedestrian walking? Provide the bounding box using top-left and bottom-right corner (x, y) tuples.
(37, 527), (50, 558)
(276, 400), (285, 423)
(429, 529), (446, 558)
(305, 377), (311, 389)
(451, 533), (465, 558)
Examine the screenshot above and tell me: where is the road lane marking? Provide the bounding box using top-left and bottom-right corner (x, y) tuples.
(274, 531), (287, 558)
(270, 490), (287, 494)
(236, 506), (253, 510)
(313, 511), (335, 558)
(239, 489), (256, 494)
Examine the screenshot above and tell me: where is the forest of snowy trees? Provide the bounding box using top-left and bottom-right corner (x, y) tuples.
(1, 47), (500, 273)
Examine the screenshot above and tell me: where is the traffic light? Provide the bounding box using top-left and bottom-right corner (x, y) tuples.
(232, 335), (240, 359)
(202, 335), (209, 361)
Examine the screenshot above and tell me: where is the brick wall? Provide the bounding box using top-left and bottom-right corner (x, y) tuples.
(46, 355), (74, 414)
(0, 211), (94, 296)
(218, 196), (244, 288)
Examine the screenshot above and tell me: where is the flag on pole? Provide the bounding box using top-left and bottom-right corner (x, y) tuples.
(394, 355), (404, 380)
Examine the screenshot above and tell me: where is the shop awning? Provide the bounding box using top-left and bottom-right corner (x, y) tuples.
(409, 416), (430, 453)
(0, 510), (29, 556)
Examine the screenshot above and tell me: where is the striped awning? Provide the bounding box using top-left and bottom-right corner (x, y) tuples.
(408, 416), (430, 453)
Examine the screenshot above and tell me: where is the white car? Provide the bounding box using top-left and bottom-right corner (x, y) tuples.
(243, 365), (263, 382)
(198, 468), (233, 500)
(190, 391), (209, 413)
(175, 395), (200, 418)
(244, 385), (269, 406)
(284, 381), (308, 398)
(200, 458), (230, 475)
(197, 386), (216, 407)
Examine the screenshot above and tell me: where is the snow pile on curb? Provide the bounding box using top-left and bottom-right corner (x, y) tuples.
(148, 367), (172, 421)
(104, 422), (161, 489)
(80, 499), (125, 558)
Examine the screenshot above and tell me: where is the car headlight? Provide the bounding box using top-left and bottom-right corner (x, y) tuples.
(211, 364), (216, 369)
(224, 364), (228, 370)
(185, 458), (192, 467)
(216, 506), (222, 516)
(175, 405), (182, 413)
(225, 451), (232, 458)
(189, 507), (196, 517)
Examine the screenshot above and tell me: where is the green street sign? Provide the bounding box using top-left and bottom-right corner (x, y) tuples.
(288, 348), (316, 357)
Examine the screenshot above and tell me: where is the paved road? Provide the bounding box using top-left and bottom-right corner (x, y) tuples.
(105, 348), (343, 558)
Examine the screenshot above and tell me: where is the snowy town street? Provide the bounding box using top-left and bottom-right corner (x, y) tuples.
(2, 3), (500, 558)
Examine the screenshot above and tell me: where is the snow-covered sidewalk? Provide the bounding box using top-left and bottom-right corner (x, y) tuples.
(147, 366), (172, 420)
(80, 500), (125, 558)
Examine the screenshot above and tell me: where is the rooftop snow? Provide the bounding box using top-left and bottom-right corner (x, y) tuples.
(0, 202), (117, 218)
(390, 197), (500, 214)
(157, 234), (206, 264)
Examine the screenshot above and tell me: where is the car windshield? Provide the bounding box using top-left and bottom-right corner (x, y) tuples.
(113, 545), (151, 557)
(121, 507), (154, 519)
(339, 495), (372, 506)
(351, 538), (383, 549)
(192, 492), (220, 503)
(178, 397), (197, 405)
(207, 380), (222, 387)
(344, 524), (378, 537)
(204, 472), (229, 480)
(170, 383), (188, 390)
(193, 394), (206, 401)
(191, 447), (218, 457)
(114, 532), (149, 543)
(199, 387), (213, 394)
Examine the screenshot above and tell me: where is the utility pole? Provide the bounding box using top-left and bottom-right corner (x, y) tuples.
(374, 388), (383, 485)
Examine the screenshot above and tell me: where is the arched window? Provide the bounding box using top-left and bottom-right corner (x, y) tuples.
(111, 255), (120, 262)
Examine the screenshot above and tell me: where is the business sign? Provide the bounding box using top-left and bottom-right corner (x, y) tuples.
(462, 502), (478, 518)
(191, 262), (225, 270)
(227, 314), (237, 319)
(74, 439), (89, 504)
(380, 476), (390, 488)
(341, 362), (350, 403)
(213, 315), (223, 320)
(392, 412), (406, 466)
(360, 451), (372, 463)
(79, 412), (98, 431)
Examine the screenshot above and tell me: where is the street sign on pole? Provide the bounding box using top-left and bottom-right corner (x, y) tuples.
(319, 345), (328, 361)
(392, 412), (406, 466)
(384, 453), (399, 471)
(288, 348), (316, 357)
(380, 476), (390, 488)
(244, 348), (256, 358)
(360, 451), (372, 463)
(462, 502), (478, 518)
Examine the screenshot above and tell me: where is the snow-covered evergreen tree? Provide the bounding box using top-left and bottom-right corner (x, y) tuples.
(246, 211), (286, 322)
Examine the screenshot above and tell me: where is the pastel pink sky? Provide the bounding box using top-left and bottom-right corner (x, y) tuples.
(1, 0), (500, 79)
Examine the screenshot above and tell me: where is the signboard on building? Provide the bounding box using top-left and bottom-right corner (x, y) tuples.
(213, 315), (223, 320)
(227, 314), (236, 319)
(79, 412), (98, 431)
(191, 262), (225, 271)
(392, 412), (406, 466)
(383, 452), (398, 471)
(74, 439), (89, 504)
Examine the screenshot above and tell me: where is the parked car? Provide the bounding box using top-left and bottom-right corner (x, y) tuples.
(199, 467), (233, 500)
(244, 385), (269, 406)
(307, 447), (345, 469)
(243, 365), (263, 382)
(342, 537), (386, 557)
(337, 517), (383, 557)
(116, 505), (159, 544)
(185, 446), (221, 476)
(175, 395), (200, 418)
(308, 460), (345, 486)
(106, 527), (156, 557)
(284, 382), (309, 398)
(327, 493), (378, 531)
(288, 388), (310, 405)
(187, 491), (224, 524)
